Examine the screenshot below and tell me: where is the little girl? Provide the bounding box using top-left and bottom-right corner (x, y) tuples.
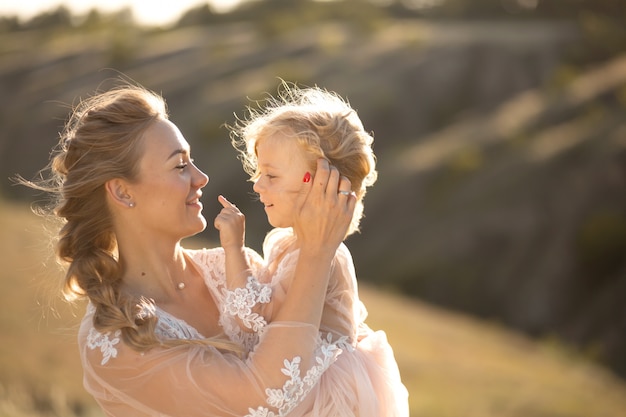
(214, 84), (409, 417)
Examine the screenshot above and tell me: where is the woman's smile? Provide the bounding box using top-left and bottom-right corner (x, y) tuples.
(186, 193), (203, 209)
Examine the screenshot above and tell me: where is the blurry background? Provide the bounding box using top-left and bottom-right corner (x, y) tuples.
(1, 0), (626, 416)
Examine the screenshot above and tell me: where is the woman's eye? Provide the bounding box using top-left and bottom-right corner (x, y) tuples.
(176, 163), (188, 170)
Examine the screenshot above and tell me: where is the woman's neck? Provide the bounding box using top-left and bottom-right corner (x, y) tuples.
(118, 241), (189, 302)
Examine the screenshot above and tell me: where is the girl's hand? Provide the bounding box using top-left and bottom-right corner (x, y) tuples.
(214, 195), (246, 251)
(293, 159), (356, 254)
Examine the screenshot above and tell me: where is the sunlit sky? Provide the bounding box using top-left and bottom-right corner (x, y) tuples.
(0, 0), (245, 26)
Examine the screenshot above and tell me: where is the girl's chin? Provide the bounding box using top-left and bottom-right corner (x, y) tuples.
(268, 219), (291, 229)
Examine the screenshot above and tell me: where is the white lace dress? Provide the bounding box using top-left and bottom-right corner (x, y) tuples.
(79, 247), (345, 417)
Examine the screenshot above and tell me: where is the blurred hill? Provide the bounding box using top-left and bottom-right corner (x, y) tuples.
(1, 0), (625, 379)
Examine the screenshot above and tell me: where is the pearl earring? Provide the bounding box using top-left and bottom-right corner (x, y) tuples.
(129, 202), (135, 208)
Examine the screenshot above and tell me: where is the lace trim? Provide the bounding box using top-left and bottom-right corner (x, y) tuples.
(223, 276), (272, 332)
(85, 302), (205, 366)
(244, 333), (347, 417)
(87, 328), (121, 366)
(189, 249), (263, 351)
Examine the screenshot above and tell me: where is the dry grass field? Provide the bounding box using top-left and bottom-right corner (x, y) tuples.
(1, 199), (626, 417)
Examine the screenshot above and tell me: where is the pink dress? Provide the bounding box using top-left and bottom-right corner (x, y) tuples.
(221, 228), (409, 417)
(79, 235), (408, 416)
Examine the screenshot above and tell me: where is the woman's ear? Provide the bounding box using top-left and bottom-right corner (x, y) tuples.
(105, 178), (134, 208)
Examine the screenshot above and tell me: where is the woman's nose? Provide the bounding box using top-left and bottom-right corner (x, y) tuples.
(194, 165), (209, 188)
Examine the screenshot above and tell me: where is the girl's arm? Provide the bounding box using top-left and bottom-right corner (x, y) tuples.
(321, 243), (363, 343)
(214, 195), (273, 333)
(214, 194), (251, 289)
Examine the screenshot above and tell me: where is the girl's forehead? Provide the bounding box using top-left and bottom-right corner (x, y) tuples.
(258, 131), (297, 152)
(257, 134), (309, 168)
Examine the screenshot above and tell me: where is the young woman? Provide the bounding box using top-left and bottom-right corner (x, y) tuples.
(23, 83), (356, 416)
(216, 84), (409, 416)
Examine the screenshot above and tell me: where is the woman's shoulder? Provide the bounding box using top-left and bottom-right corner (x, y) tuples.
(78, 303), (206, 368)
(78, 304), (126, 367)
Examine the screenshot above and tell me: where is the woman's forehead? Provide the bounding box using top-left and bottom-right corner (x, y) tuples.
(142, 119), (190, 160)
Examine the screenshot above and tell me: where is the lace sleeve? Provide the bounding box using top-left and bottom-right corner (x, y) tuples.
(219, 274), (273, 352)
(222, 276), (272, 332)
(190, 247), (271, 351)
(79, 316), (345, 417)
(244, 331), (345, 417)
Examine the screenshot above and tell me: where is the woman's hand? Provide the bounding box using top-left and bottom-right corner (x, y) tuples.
(293, 159), (356, 254)
(214, 195), (245, 251)
(272, 159), (356, 326)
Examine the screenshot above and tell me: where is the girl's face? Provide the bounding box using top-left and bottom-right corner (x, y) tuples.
(128, 118), (209, 241)
(253, 132), (310, 229)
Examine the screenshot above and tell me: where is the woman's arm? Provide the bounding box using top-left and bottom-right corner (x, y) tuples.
(80, 318), (334, 416)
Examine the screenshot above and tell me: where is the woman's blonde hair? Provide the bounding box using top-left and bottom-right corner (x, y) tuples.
(24, 84), (238, 353)
(230, 82), (377, 236)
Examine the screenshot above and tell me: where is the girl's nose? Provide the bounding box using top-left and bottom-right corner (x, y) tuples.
(252, 177), (262, 193)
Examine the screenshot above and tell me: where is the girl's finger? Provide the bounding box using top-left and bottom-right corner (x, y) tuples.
(218, 194), (236, 209)
(219, 195), (243, 216)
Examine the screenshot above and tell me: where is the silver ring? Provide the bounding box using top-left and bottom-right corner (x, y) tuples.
(338, 190), (351, 196)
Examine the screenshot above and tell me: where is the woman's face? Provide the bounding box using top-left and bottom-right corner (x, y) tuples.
(253, 132), (310, 229)
(128, 118), (209, 241)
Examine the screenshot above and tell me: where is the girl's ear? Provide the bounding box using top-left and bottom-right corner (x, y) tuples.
(105, 178), (134, 208)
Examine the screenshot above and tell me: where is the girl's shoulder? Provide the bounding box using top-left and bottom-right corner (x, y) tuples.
(262, 229), (353, 267)
(186, 247), (225, 268)
(262, 228), (296, 258)
(263, 227), (294, 246)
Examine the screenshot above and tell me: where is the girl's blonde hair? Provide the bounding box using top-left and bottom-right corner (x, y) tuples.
(24, 84), (238, 353)
(230, 83), (377, 236)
